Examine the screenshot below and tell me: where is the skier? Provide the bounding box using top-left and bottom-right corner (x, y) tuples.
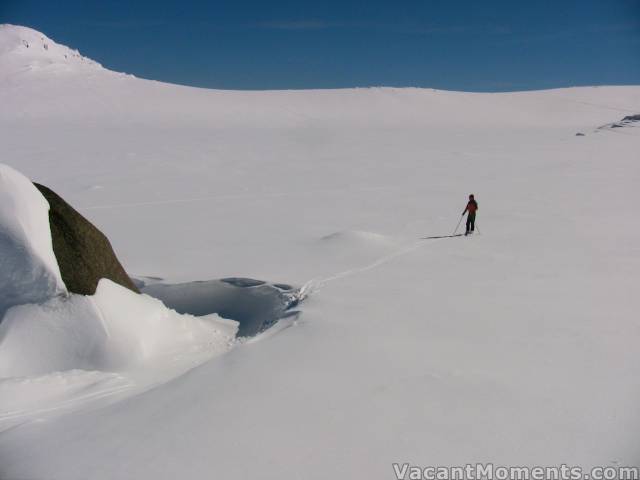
(462, 194), (478, 235)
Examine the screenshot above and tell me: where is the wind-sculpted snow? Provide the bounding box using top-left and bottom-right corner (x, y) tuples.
(0, 164), (66, 317)
(0, 162), (294, 433)
(141, 278), (301, 337)
(0, 279), (237, 431)
(0, 163), (239, 427)
(0, 278), (237, 378)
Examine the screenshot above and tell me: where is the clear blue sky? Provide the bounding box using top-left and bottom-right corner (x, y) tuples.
(2, 0), (639, 90)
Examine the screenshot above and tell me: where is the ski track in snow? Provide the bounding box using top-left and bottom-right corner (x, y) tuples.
(300, 236), (453, 298)
(0, 234), (427, 428)
(0, 232), (453, 429)
(0, 380), (136, 426)
(0, 236), (443, 426)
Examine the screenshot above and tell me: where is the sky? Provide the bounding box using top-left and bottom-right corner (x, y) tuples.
(1, 0), (639, 91)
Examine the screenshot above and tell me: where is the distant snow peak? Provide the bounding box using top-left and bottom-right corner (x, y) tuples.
(0, 24), (101, 71)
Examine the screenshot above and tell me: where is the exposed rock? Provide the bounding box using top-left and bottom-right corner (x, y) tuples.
(622, 114), (640, 122)
(33, 183), (139, 295)
(598, 113), (640, 130)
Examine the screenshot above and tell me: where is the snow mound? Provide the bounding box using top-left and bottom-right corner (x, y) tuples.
(0, 164), (66, 317)
(0, 279), (237, 378)
(0, 24), (101, 74)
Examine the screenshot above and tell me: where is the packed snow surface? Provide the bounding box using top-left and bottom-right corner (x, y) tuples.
(0, 24), (639, 479)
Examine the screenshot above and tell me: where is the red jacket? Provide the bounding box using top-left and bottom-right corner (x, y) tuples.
(465, 200), (478, 214)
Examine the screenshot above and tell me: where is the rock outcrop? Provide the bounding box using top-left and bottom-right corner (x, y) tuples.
(598, 113), (640, 130)
(34, 183), (139, 296)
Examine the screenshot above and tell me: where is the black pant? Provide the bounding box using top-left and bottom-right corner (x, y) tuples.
(466, 212), (476, 233)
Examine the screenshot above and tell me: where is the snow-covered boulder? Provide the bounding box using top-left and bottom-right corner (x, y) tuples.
(0, 164), (66, 317)
(34, 183), (139, 296)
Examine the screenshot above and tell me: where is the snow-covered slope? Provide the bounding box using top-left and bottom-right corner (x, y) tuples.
(0, 25), (639, 479)
(0, 24), (100, 75)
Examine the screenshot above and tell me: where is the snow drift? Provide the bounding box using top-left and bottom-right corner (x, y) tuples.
(0, 164), (66, 316)
(0, 279), (237, 378)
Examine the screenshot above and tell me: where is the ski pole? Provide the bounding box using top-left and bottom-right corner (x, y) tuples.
(475, 223), (481, 235)
(453, 214), (464, 235)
